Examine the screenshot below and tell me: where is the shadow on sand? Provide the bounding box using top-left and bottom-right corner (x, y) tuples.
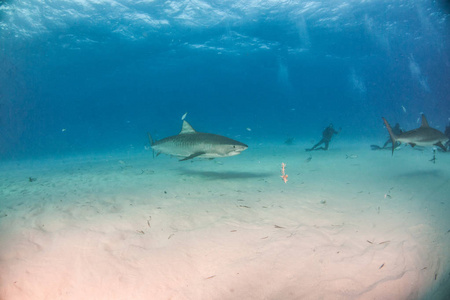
(396, 169), (445, 180)
(178, 169), (271, 180)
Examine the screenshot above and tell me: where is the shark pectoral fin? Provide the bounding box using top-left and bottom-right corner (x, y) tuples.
(179, 152), (206, 161)
(435, 142), (447, 151)
(409, 143), (416, 147)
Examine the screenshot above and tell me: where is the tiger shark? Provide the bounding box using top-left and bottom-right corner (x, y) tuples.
(148, 120), (248, 161)
(382, 115), (448, 155)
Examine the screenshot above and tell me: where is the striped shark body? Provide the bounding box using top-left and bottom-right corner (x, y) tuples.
(148, 120), (248, 161)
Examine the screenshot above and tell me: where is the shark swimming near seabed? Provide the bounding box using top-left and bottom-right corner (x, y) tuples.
(147, 120), (248, 161)
(382, 114), (449, 155)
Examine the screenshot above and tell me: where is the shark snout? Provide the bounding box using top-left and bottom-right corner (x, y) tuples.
(228, 143), (248, 155)
(235, 143), (248, 152)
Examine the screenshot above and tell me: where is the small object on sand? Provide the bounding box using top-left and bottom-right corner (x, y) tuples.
(367, 240), (373, 244)
(28, 177), (37, 182)
(205, 275), (216, 280)
(379, 263), (385, 269)
(378, 240), (390, 245)
(280, 163), (288, 183)
(274, 225), (285, 229)
(346, 154), (358, 159)
(136, 230), (145, 235)
(239, 205), (251, 208)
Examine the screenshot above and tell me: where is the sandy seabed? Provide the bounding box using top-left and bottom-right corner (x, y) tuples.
(1, 142), (449, 300)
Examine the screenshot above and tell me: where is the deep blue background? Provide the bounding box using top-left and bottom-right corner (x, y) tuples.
(1, 0), (449, 158)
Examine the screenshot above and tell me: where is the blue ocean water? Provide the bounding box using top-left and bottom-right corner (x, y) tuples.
(0, 0), (449, 159)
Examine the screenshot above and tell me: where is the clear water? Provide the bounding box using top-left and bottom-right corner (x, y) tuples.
(1, 0), (449, 158)
(1, 1), (450, 299)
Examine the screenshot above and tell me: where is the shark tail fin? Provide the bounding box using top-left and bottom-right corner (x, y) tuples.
(382, 117), (397, 156)
(147, 132), (155, 158)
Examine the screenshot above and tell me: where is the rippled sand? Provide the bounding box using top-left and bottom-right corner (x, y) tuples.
(1, 143), (449, 299)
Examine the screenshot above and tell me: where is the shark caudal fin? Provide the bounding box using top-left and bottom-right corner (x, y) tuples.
(382, 117), (397, 156)
(147, 132), (155, 158)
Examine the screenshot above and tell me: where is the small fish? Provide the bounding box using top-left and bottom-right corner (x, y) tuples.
(181, 112), (188, 120)
(246, 127), (252, 131)
(346, 154), (358, 159)
(379, 263), (385, 269)
(401, 105), (406, 113)
(305, 155), (312, 163)
(284, 137), (295, 145)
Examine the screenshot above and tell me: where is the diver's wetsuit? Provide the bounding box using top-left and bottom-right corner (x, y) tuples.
(382, 123), (403, 148)
(307, 124), (339, 151)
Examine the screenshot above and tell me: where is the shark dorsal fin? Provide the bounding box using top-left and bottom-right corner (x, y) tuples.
(420, 114), (430, 128)
(180, 120), (196, 134)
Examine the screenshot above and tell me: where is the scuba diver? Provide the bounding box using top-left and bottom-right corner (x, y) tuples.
(306, 123), (340, 151)
(371, 122), (403, 150)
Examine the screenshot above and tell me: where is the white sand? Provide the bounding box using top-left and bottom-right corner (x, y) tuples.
(1, 143), (449, 300)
